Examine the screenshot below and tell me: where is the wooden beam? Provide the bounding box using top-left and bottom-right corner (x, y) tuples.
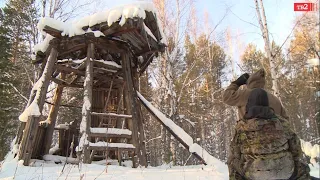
(91, 112), (132, 118)
(137, 93), (207, 165)
(58, 44), (87, 57)
(81, 43), (94, 164)
(19, 47), (59, 166)
(43, 25), (62, 38)
(54, 64), (85, 76)
(139, 53), (155, 75)
(51, 77), (83, 88)
(121, 54), (147, 167)
(42, 73), (66, 155)
(45, 100), (82, 109)
(89, 146), (135, 151)
(132, 67), (148, 165)
(88, 133), (132, 139)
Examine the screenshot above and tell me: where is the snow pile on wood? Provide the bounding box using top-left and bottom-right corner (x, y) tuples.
(33, 34), (54, 53)
(137, 92), (222, 166)
(18, 59), (49, 122)
(89, 142), (135, 148)
(94, 59), (122, 68)
(90, 128), (132, 135)
(18, 101), (41, 122)
(48, 144), (59, 155)
(137, 92), (193, 146)
(189, 144), (226, 169)
(34, 1), (164, 53)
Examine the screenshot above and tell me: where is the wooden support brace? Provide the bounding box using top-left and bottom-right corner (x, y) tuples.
(19, 47), (59, 166)
(43, 73), (66, 155)
(121, 54), (147, 167)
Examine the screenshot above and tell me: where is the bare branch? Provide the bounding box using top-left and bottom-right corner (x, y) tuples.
(9, 83), (28, 102)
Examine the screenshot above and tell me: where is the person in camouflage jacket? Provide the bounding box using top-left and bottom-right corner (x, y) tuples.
(227, 88), (311, 180)
(223, 69), (288, 120)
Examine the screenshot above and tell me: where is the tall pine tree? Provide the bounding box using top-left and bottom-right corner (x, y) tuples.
(0, 9), (20, 160)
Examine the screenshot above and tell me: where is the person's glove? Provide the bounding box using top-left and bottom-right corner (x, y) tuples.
(233, 73), (249, 86)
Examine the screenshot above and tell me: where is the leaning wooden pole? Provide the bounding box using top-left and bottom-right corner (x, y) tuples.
(81, 43), (94, 164)
(19, 45), (59, 166)
(42, 73), (66, 155)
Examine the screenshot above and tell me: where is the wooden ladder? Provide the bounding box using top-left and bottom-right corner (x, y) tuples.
(80, 46), (145, 166)
(88, 112), (136, 164)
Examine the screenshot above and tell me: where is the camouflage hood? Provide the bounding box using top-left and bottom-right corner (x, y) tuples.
(247, 68), (266, 89)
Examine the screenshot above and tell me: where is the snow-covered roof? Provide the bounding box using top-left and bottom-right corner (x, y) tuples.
(34, 2), (165, 62)
(33, 2), (166, 75)
(37, 2), (163, 38)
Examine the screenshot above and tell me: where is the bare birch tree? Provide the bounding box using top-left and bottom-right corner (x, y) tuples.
(254, 0), (280, 97)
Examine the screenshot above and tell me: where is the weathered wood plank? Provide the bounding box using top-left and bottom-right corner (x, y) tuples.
(89, 133), (132, 139)
(51, 77), (83, 88)
(89, 146), (135, 151)
(91, 112), (132, 118)
(43, 25), (62, 38)
(54, 64), (85, 76)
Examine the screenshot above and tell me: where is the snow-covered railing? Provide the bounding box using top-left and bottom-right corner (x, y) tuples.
(137, 91), (224, 166)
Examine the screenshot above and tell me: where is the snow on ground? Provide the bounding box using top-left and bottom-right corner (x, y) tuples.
(0, 152), (228, 180)
(1, 155), (319, 179)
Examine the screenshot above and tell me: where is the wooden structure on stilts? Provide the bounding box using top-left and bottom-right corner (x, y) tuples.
(15, 5), (165, 167)
(15, 2), (211, 167)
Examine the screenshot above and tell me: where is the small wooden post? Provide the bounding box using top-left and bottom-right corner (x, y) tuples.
(43, 73), (66, 155)
(81, 43), (94, 164)
(19, 46), (59, 165)
(121, 54), (147, 167)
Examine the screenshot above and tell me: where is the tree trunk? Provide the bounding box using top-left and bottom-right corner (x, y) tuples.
(254, 0), (281, 97)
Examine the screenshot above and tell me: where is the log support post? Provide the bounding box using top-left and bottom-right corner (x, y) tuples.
(121, 54), (147, 167)
(81, 43), (94, 164)
(43, 73), (66, 155)
(19, 45), (59, 166)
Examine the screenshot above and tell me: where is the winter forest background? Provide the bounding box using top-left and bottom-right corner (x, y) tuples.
(0, 0), (319, 166)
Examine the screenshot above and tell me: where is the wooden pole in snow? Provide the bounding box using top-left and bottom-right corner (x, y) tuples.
(19, 46), (59, 165)
(121, 54), (147, 167)
(43, 73), (66, 155)
(81, 43), (94, 164)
